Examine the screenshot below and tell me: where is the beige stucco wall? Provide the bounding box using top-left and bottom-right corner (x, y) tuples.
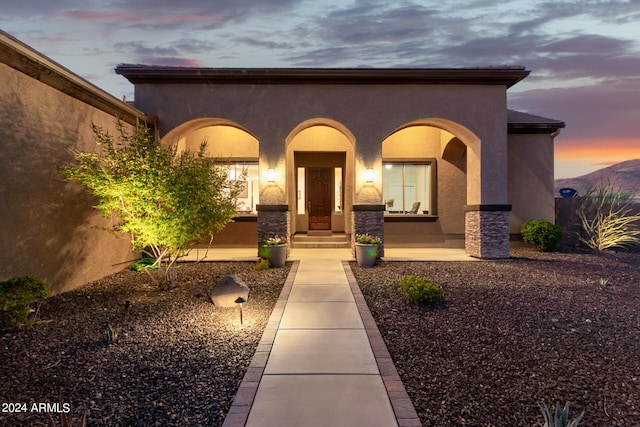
(0, 62), (137, 294)
(507, 133), (556, 233)
(134, 83), (509, 208)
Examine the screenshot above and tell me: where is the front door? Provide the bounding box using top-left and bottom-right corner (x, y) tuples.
(308, 167), (331, 230)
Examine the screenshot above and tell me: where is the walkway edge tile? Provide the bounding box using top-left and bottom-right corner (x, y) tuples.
(343, 261), (422, 427)
(222, 261), (299, 427)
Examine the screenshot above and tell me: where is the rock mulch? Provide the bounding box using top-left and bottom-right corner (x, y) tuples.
(350, 248), (640, 426)
(0, 261), (290, 427)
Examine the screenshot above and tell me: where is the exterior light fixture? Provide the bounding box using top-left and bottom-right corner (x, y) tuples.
(235, 296), (246, 324)
(365, 168), (374, 183)
(267, 168), (276, 183)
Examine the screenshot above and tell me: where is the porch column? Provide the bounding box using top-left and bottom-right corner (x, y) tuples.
(464, 204), (511, 259)
(257, 204), (290, 255)
(351, 204), (385, 257)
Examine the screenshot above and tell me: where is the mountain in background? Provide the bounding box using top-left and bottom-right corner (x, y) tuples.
(554, 159), (640, 199)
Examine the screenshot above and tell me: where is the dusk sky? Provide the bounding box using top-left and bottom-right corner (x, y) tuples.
(2, 0), (640, 178)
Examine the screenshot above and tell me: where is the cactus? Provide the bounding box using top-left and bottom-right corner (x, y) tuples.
(540, 402), (584, 427)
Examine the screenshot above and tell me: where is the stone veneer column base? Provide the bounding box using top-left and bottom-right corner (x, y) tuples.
(257, 205), (290, 256)
(351, 205), (385, 257)
(464, 205), (511, 259)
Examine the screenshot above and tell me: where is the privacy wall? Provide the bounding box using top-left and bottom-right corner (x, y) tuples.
(0, 31), (150, 293)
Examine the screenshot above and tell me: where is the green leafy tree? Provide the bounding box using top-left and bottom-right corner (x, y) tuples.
(576, 180), (640, 252)
(59, 122), (242, 287)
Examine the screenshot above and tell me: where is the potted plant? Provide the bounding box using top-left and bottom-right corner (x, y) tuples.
(354, 233), (381, 267)
(259, 235), (288, 268)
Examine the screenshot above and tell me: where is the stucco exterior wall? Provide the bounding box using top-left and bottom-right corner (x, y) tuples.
(0, 62), (137, 293)
(133, 83), (509, 207)
(507, 133), (555, 233)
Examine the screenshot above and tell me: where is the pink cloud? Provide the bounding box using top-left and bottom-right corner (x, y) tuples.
(61, 10), (140, 22)
(157, 14), (216, 23)
(61, 9), (216, 26)
(140, 57), (205, 67)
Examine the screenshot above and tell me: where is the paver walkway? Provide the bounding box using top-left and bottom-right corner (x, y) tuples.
(222, 249), (421, 427)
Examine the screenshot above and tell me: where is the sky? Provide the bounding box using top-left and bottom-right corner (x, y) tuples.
(2, 0), (640, 179)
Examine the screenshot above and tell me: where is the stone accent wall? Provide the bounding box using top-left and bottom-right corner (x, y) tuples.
(257, 205), (290, 255)
(351, 205), (385, 257)
(464, 206), (511, 259)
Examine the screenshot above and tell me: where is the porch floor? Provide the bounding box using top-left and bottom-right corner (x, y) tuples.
(181, 247), (477, 262)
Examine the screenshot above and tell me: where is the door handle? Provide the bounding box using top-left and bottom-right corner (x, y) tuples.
(308, 201), (311, 213)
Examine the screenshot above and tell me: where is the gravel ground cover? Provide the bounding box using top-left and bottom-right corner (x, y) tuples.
(351, 248), (640, 426)
(1, 261), (290, 427)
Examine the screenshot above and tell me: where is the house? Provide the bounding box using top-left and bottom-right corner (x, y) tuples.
(116, 65), (565, 259)
(0, 29), (564, 293)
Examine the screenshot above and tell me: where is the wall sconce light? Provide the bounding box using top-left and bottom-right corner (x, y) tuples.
(235, 296), (246, 324)
(267, 168), (276, 183)
(365, 168), (374, 183)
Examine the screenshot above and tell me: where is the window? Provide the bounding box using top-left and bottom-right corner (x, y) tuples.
(334, 167), (343, 214)
(226, 162), (259, 214)
(382, 162), (431, 214)
(297, 167), (305, 214)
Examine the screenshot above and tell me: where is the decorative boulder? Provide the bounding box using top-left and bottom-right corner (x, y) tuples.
(210, 275), (250, 308)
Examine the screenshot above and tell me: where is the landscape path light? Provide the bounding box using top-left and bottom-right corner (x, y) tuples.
(235, 296), (246, 324)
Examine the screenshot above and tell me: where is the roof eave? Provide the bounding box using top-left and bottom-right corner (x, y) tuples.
(508, 122), (566, 134)
(115, 65), (530, 88)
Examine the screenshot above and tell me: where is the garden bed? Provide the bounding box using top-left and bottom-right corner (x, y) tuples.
(0, 261), (290, 427)
(351, 248), (640, 426)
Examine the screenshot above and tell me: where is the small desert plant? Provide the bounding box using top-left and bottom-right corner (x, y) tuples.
(576, 181), (640, 252)
(521, 220), (563, 252)
(47, 402), (88, 427)
(104, 324), (118, 343)
(398, 275), (442, 305)
(540, 402), (584, 427)
(0, 276), (50, 329)
(251, 258), (270, 271)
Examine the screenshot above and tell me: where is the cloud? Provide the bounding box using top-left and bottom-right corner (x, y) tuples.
(0, 0), (76, 16)
(114, 39), (217, 55)
(138, 57), (205, 67)
(510, 80), (640, 141)
(61, 10), (140, 21)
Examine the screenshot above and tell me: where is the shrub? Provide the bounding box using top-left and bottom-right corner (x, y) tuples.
(540, 402), (584, 427)
(59, 122), (243, 288)
(0, 276), (50, 329)
(251, 258), (270, 271)
(521, 220), (563, 252)
(576, 181), (640, 252)
(398, 275), (442, 305)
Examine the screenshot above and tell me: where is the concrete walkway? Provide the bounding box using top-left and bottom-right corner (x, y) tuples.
(222, 249), (422, 427)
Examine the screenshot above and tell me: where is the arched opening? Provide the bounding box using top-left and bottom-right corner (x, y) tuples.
(381, 119), (478, 248)
(285, 119), (355, 237)
(161, 118), (259, 247)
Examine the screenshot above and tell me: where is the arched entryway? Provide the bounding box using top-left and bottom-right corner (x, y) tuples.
(285, 119), (355, 238)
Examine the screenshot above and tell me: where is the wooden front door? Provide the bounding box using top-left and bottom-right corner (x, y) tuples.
(308, 167), (331, 230)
